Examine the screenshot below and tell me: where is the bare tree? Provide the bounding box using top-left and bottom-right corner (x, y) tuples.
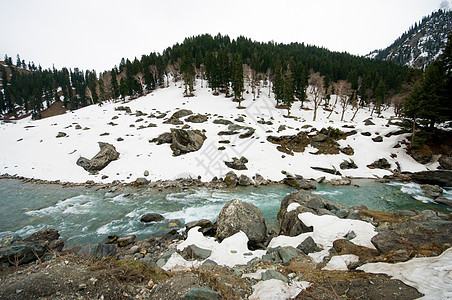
(337, 80), (352, 121)
(309, 72), (325, 121)
(134, 72), (146, 95)
(350, 77), (363, 121)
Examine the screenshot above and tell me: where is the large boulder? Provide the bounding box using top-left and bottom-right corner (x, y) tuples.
(216, 199), (267, 246)
(77, 142), (119, 173)
(185, 114), (208, 123)
(370, 211), (452, 260)
(225, 156), (248, 170)
(140, 213), (165, 223)
(0, 229), (64, 266)
(224, 171), (239, 187)
(438, 155), (452, 170)
(278, 190), (352, 236)
(411, 170), (452, 187)
(170, 128), (207, 156)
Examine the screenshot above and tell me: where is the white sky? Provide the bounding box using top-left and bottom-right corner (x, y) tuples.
(0, 0), (448, 72)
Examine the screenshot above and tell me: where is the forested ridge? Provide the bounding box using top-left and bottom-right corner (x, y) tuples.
(0, 32), (449, 133)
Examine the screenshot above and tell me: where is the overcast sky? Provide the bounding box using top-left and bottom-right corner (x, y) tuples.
(0, 0), (448, 72)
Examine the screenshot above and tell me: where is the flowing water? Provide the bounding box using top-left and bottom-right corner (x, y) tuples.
(0, 179), (450, 246)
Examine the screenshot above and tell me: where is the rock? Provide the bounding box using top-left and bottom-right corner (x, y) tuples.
(56, 132), (67, 138)
(24, 228), (60, 243)
(235, 116), (245, 122)
(311, 166), (342, 175)
(134, 177), (148, 185)
(361, 131), (371, 136)
(238, 174), (253, 186)
(435, 197), (452, 206)
(278, 190), (351, 236)
(115, 106), (131, 114)
(224, 171), (239, 187)
(76, 142), (120, 173)
(253, 173), (267, 186)
(277, 125), (286, 132)
(0, 235), (22, 248)
(239, 128), (255, 139)
(151, 132), (173, 145)
(372, 136), (383, 142)
(203, 259), (218, 266)
(340, 160), (358, 170)
(181, 244), (212, 260)
(144, 170), (149, 176)
(171, 109), (193, 119)
(283, 176), (315, 190)
(213, 119), (233, 125)
(409, 144), (433, 164)
(364, 119), (375, 126)
(370, 212), (452, 259)
(297, 236), (320, 254)
(168, 219), (182, 228)
(183, 287), (218, 300)
(116, 235), (136, 247)
(277, 246), (303, 265)
(367, 158), (391, 169)
(185, 114), (208, 123)
(261, 270), (289, 283)
(438, 155), (452, 170)
(75, 124), (82, 130)
(170, 129), (207, 156)
(140, 213), (165, 223)
(185, 219), (215, 236)
(225, 156), (248, 170)
(163, 116), (183, 125)
(312, 134), (328, 143)
(216, 199), (267, 246)
(420, 184), (443, 199)
(94, 243), (117, 257)
(411, 170), (452, 187)
(329, 178), (352, 186)
(0, 229), (63, 266)
(340, 146), (354, 156)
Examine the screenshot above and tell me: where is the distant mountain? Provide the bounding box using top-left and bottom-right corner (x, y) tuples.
(366, 9), (452, 69)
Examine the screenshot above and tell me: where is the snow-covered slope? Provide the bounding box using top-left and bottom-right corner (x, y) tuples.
(0, 79), (431, 184)
(366, 9), (452, 69)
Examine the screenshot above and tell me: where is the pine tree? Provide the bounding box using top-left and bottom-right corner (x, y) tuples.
(110, 68), (120, 99)
(231, 53), (244, 106)
(16, 54), (21, 67)
(282, 66), (295, 116)
(119, 77), (128, 100)
(180, 54), (195, 97)
(272, 57), (284, 106)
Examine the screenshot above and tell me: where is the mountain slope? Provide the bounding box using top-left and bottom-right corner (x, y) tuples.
(367, 9), (452, 69)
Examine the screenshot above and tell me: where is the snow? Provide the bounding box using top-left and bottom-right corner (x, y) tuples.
(358, 247), (452, 300)
(249, 279), (310, 300)
(162, 227), (265, 270)
(322, 254), (359, 271)
(287, 202), (301, 212)
(268, 212), (377, 263)
(0, 79), (430, 183)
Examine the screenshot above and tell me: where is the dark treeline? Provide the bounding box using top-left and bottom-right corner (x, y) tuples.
(0, 33), (419, 120)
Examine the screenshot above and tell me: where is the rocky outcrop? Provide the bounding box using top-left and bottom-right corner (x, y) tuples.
(151, 132), (173, 145)
(409, 145), (433, 164)
(411, 170), (452, 187)
(278, 190), (353, 236)
(76, 142), (119, 173)
(216, 199), (267, 246)
(170, 129), (207, 156)
(238, 174), (253, 186)
(185, 219), (215, 237)
(0, 229), (64, 267)
(225, 156), (248, 170)
(340, 159), (357, 170)
(283, 175), (315, 190)
(370, 210), (452, 261)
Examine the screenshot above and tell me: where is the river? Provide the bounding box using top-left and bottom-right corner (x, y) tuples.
(0, 179), (450, 246)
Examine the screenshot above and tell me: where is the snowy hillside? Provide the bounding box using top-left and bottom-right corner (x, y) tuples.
(0, 79), (433, 184)
(367, 9), (452, 69)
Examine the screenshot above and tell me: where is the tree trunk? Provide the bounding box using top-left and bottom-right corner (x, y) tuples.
(410, 117), (416, 148)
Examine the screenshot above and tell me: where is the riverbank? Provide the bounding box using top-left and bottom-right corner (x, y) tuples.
(1, 187), (451, 299)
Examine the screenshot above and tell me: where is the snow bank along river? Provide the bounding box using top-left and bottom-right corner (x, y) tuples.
(0, 178), (450, 246)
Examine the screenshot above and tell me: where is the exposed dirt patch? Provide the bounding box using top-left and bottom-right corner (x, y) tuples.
(40, 101), (67, 119)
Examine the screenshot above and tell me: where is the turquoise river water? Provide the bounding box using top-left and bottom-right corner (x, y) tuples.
(0, 179), (450, 246)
